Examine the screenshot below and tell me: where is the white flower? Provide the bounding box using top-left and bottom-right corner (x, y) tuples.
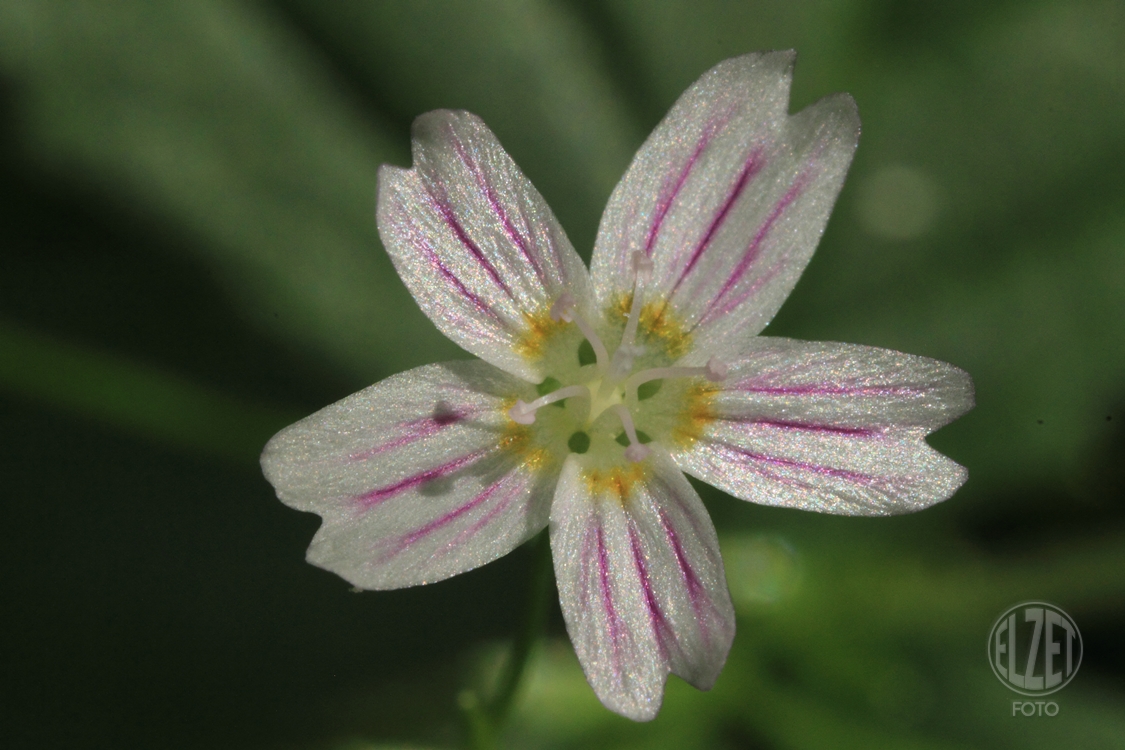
(261, 52), (973, 721)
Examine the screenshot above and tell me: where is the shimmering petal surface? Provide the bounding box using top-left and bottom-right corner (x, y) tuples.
(674, 339), (973, 515)
(589, 52), (859, 361)
(261, 361), (554, 588)
(550, 450), (735, 721)
(262, 49), (977, 724)
(378, 110), (593, 382)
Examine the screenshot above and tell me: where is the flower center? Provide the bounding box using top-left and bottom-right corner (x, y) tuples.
(509, 253), (726, 462)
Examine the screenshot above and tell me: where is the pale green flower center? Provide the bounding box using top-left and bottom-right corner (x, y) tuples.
(510, 253), (725, 468)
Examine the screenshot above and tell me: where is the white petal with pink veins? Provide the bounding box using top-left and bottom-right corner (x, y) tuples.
(589, 51), (860, 362)
(674, 339), (973, 515)
(550, 450), (735, 721)
(261, 361), (554, 589)
(378, 110), (593, 382)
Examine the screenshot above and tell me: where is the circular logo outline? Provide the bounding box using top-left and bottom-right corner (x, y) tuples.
(987, 600), (1082, 696)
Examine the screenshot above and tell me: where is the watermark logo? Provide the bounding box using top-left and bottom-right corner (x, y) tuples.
(988, 601), (1082, 696)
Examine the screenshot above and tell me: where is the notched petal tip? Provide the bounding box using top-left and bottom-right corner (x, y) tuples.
(717, 49), (796, 76)
(804, 91), (861, 145)
(375, 105), (592, 382)
(947, 364), (976, 423)
(409, 108), (476, 157)
(590, 49), (864, 348)
(551, 452), (735, 721)
(261, 362), (555, 590)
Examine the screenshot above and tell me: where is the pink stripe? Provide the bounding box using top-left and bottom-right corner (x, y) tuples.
(694, 173), (807, 324)
(628, 522), (672, 660)
(718, 416), (878, 437)
(671, 146), (767, 293)
(423, 188), (516, 301)
(731, 381), (928, 398)
(348, 409), (471, 461)
(596, 522), (625, 678)
(695, 256), (784, 327)
(712, 441), (876, 485)
(406, 213), (504, 323)
(380, 472), (525, 561)
(355, 450), (487, 508)
(448, 128), (548, 285)
(447, 478), (524, 549)
(642, 117), (727, 259)
(657, 508), (712, 647)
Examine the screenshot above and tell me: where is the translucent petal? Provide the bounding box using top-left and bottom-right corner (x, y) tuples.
(261, 361), (554, 589)
(377, 110), (592, 382)
(550, 451), (735, 721)
(674, 338), (974, 515)
(589, 52), (859, 358)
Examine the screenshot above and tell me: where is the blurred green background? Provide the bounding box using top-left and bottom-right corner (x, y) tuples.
(1, 1), (1123, 748)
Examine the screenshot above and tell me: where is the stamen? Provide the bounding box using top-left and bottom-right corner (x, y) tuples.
(609, 405), (650, 462)
(704, 356), (728, 380)
(632, 251), (654, 281)
(549, 293), (577, 323)
(622, 356), (728, 400)
(619, 252), (652, 359)
(551, 293), (608, 372)
(603, 252), (654, 392)
(508, 385), (589, 424)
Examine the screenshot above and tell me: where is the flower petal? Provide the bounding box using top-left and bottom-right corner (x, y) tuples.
(377, 110), (592, 382)
(550, 450), (735, 721)
(261, 361), (555, 589)
(589, 52), (859, 358)
(674, 338), (974, 515)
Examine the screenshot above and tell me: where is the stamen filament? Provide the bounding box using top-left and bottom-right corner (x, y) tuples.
(620, 252), (651, 355)
(609, 404), (650, 462)
(622, 356), (728, 400)
(509, 385), (589, 424)
(551, 293), (609, 372)
(603, 252), (654, 393)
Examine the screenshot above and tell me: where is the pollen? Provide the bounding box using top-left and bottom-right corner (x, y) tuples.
(514, 308), (568, 359)
(611, 294), (691, 360)
(583, 462), (648, 504)
(498, 416), (552, 472)
(670, 382), (719, 448)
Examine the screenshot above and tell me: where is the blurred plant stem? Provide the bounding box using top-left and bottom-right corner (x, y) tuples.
(460, 530), (554, 750)
(0, 319), (298, 464)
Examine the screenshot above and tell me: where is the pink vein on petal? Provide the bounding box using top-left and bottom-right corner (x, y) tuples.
(696, 256), (785, 327)
(447, 127), (547, 285)
(446, 475), (526, 549)
(657, 507), (712, 646)
(627, 521), (672, 660)
(711, 441), (877, 485)
(596, 521), (626, 679)
(354, 450), (488, 509)
(695, 172), (808, 325)
(423, 185), (516, 302)
(716, 416), (880, 437)
(348, 408), (476, 461)
(404, 212), (505, 324)
(670, 146), (767, 294)
(379, 471), (527, 561)
(730, 380), (929, 398)
(642, 114), (729, 260)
